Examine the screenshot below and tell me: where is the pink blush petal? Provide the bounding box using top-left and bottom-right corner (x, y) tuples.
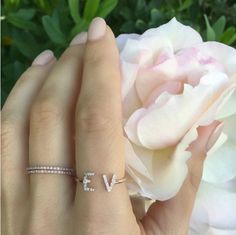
(144, 81), (182, 107)
(137, 72), (229, 149)
(196, 42), (236, 76)
(135, 58), (179, 103)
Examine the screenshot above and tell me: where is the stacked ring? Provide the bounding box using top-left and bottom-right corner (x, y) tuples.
(26, 166), (126, 192)
(26, 166), (75, 176)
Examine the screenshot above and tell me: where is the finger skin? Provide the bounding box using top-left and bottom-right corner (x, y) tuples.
(27, 43), (86, 234)
(74, 22), (139, 234)
(75, 26), (124, 175)
(1, 58), (56, 235)
(141, 121), (221, 235)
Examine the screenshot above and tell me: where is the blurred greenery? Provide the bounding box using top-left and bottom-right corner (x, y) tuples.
(1, 0), (236, 107)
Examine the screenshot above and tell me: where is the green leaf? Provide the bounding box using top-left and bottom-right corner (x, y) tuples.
(42, 15), (67, 45)
(227, 34), (236, 45)
(213, 16), (226, 40)
(178, 0), (193, 11)
(5, 0), (21, 11)
(6, 13), (38, 34)
(220, 27), (236, 45)
(135, 19), (146, 31)
(136, 0), (146, 12)
(198, 0), (204, 5)
(119, 7), (133, 20)
(83, 0), (100, 21)
(12, 32), (41, 59)
(70, 19), (89, 39)
(204, 14), (216, 41)
(34, 0), (53, 15)
(68, 0), (81, 23)
(16, 8), (36, 20)
(120, 21), (135, 33)
(97, 0), (118, 18)
(151, 8), (163, 24)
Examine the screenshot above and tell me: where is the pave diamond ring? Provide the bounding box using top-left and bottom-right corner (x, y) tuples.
(76, 172), (126, 192)
(26, 166), (76, 176)
(26, 166), (126, 192)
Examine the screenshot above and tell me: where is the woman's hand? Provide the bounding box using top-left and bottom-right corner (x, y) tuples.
(2, 17), (220, 235)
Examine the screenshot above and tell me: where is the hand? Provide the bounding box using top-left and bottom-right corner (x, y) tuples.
(2, 17), (220, 235)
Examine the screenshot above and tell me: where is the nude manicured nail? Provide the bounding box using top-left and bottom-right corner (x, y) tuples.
(32, 50), (54, 66)
(206, 123), (224, 151)
(70, 32), (88, 46)
(88, 17), (106, 41)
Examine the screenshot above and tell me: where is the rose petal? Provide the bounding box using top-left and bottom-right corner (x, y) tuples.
(189, 226), (236, 235)
(136, 72), (228, 149)
(121, 61), (142, 119)
(124, 108), (146, 146)
(207, 228), (236, 235)
(198, 85), (236, 126)
(197, 42), (236, 76)
(135, 65), (172, 103)
(135, 147), (190, 200)
(124, 137), (153, 180)
(144, 81), (182, 107)
(203, 114), (236, 184)
(142, 18), (203, 51)
(216, 85), (236, 120)
(121, 61), (139, 98)
(216, 176), (236, 193)
(191, 182), (236, 230)
(125, 123), (197, 200)
(116, 33), (140, 51)
(120, 39), (154, 66)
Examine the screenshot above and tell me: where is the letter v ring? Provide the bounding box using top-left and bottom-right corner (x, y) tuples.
(76, 172), (126, 192)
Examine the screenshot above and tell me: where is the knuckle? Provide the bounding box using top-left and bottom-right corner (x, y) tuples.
(31, 97), (63, 128)
(1, 118), (18, 154)
(17, 72), (32, 85)
(16, 67), (40, 86)
(84, 52), (107, 69)
(76, 104), (118, 133)
(62, 46), (81, 60)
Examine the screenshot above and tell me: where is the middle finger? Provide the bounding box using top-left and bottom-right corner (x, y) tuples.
(28, 33), (87, 231)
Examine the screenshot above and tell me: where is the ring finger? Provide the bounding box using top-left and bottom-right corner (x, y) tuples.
(28, 33), (87, 233)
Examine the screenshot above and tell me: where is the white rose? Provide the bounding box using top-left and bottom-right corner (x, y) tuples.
(116, 18), (236, 234)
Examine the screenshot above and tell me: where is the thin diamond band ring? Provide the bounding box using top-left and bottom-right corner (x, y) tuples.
(26, 166), (75, 176)
(26, 166), (126, 192)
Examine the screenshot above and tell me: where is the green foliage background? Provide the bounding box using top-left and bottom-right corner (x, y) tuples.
(1, 0), (236, 107)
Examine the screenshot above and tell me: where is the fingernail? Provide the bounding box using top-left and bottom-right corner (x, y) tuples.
(206, 122), (224, 151)
(70, 32), (88, 46)
(88, 17), (106, 41)
(32, 50), (54, 66)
